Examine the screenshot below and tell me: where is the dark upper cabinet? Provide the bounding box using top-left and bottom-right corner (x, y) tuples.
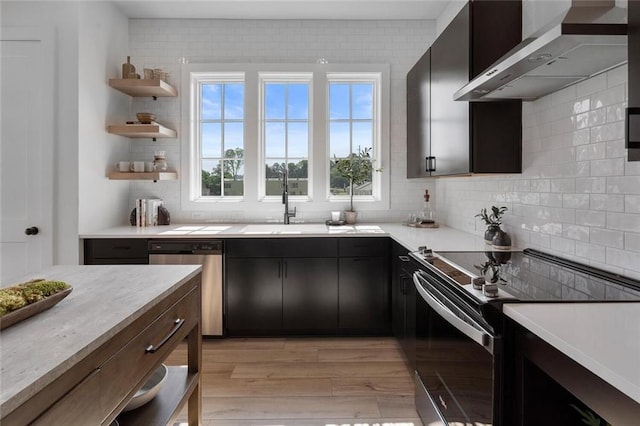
(407, 0), (523, 177)
(407, 49), (431, 178)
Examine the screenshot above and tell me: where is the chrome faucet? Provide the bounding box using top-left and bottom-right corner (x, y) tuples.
(282, 169), (296, 224)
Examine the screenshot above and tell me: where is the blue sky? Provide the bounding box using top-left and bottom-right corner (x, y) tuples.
(200, 81), (373, 166)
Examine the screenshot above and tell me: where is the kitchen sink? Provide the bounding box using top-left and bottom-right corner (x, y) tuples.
(239, 224), (329, 234)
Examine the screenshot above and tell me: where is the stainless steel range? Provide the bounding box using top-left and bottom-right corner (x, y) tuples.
(410, 248), (640, 426)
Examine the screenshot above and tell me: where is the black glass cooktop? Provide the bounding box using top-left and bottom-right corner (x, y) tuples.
(426, 249), (640, 303)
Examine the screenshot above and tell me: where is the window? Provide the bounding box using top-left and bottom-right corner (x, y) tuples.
(328, 74), (380, 199)
(183, 64), (389, 213)
(260, 74), (311, 198)
(198, 76), (244, 198)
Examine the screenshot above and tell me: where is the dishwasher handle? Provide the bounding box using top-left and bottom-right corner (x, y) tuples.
(148, 240), (223, 254)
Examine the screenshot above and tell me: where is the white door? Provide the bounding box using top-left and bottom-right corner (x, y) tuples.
(0, 37), (53, 283)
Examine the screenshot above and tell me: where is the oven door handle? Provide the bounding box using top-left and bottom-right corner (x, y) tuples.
(413, 272), (494, 354)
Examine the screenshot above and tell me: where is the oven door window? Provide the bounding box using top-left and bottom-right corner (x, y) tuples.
(416, 276), (497, 425)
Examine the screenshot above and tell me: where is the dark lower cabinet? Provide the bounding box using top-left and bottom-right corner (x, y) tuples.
(506, 319), (640, 425)
(391, 242), (417, 369)
(283, 258), (338, 330)
(83, 239), (148, 264)
(226, 258), (283, 333)
(338, 257), (388, 332)
(225, 237), (390, 336)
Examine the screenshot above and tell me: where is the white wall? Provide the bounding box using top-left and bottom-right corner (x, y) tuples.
(126, 19), (437, 223)
(1, 1), (80, 264)
(2, 1), (130, 263)
(436, 65), (640, 279)
(78, 1), (131, 234)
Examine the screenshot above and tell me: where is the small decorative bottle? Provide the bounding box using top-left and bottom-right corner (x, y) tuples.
(122, 56), (136, 79)
(422, 189), (434, 223)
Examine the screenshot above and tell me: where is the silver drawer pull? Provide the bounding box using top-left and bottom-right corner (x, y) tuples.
(145, 318), (184, 354)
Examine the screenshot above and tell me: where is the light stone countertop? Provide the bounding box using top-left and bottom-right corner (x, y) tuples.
(504, 303), (640, 404)
(0, 264), (202, 417)
(80, 222), (492, 252)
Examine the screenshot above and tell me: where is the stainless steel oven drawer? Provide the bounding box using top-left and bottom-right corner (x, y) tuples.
(415, 371), (446, 426)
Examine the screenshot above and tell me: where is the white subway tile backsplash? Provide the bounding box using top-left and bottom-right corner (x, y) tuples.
(563, 225), (590, 242)
(607, 176), (640, 194)
(607, 64), (627, 88)
(563, 194), (589, 209)
(625, 232), (640, 252)
(549, 235), (576, 254)
(575, 177), (605, 194)
(126, 21), (637, 278)
(577, 73), (606, 97)
(575, 210), (606, 227)
(572, 128), (591, 146)
(606, 247), (640, 273)
(590, 158), (625, 176)
(606, 212), (640, 233)
(590, 228), (624, 248)
(540, 193), (564, 207)
(572, 98), (590, 115)
(575, 241), (606, 263)
(606, 102), (627, 124)
(625, 195), (640, 213)
(590, 194), (625, 212)
(576, 143), (605, 161)
(606, 139), (626, 159)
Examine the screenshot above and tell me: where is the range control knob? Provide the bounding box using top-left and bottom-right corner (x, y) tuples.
(483, 283), (499, 298)
(472, 276), (485, 290)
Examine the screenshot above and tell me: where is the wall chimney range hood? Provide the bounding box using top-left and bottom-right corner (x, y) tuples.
(454, 0), (627, 102)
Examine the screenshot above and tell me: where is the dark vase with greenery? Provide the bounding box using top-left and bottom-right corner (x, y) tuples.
(475, 206), (508, 244)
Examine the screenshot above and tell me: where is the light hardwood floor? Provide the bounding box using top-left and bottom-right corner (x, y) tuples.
(166, 337), (421, 426)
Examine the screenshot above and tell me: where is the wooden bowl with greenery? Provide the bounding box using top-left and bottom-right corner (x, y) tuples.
(0, 279), (72, 330)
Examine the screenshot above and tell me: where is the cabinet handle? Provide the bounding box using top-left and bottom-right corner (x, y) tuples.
(399, 256), (411, 262)
(145, 318), (184, 354)
(427, 156), (437, 172)
(400, 276), (407, 294)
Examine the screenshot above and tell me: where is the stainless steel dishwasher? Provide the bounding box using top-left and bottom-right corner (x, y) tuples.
(148, 240), (223, 336)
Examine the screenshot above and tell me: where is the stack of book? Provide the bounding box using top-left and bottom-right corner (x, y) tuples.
(135, 198), (164, 227)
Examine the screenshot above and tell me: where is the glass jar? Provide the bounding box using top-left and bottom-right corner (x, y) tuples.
(153, 155), (167, 172)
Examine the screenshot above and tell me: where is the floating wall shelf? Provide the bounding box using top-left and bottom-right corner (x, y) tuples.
(107, 123), (177, 140)
(107, 171), (178, 182)
(108, 79), (178, 98)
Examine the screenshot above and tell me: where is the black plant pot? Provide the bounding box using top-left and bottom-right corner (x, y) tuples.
(484, 225), (500, 244)
(492, 229), (511, 250)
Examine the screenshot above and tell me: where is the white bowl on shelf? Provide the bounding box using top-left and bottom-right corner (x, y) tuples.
(122, 364), (168, 412)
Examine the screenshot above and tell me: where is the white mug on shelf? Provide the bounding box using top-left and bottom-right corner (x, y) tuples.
(116, 161), (130, 172)
(144, 161), (154, 172)
(130, 161), (145, 173)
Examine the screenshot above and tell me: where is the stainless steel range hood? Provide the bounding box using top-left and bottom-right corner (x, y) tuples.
(455, 0), (627, 102)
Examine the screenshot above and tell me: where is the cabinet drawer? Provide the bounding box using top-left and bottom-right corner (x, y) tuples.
(85, 239), (149, 259)
(339, 238), (388, 257)
(226, 238), (337, 258)
(99, 286), (199, 419)
(32, 368), (102, 425)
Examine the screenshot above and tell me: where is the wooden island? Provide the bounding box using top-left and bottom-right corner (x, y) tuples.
(0, 264), (202, 425)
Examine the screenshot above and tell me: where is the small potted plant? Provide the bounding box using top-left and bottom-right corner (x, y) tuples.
(333, 147), (382, 224)
(475, 206), (508, 245)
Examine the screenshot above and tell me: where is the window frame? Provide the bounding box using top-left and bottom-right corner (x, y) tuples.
(181, 63), (390, 214)
(198, 76), (246, 200)
(326, 73), (382, 203)
(258, 72), (313, 202)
